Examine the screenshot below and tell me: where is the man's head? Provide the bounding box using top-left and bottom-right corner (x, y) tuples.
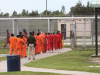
(19, 32), (22, 35)
(23, 29), (26, 32)
(16, 35), (20, 38)
(53, 32), (55, 34)
(37, 33), (39, 36)
(7, 29), (9, 32)
(11, 34), (14, 36)
(29, 32), (32, 36)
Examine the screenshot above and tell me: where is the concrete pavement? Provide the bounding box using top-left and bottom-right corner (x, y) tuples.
(0, 48), (100, 75)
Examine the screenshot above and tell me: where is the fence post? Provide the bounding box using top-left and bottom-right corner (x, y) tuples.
(12, 19), (14, 34)
(37, 20), (38, 33)
(74, 21), (77, 48)
(48, 19), (50, 33)
(91, 19), (94, 49)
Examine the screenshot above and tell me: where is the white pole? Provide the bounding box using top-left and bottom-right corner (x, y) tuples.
(48, 19), (50, 33)
(84, 19), (86, 48)
(12, 19), (14, 34)
(17, 21), (18, 35)
(82, 19), (84, 49)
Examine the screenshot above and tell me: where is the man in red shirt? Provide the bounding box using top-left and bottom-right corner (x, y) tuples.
(4, 30), (10, 48)
(49, 33), (53, 51)
(47, 33), (50, 51)
(58, 31), (63, 48)
(53, 32), (57, 50)
(57, 32), (61, 49)
(23, 29), (27, 38)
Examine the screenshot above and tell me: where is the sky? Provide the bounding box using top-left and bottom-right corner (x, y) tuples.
(0, 0), (91, 16)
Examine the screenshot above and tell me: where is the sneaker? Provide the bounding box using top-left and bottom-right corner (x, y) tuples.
(33, 58), (35, 60)
(28, 58), (30, 60)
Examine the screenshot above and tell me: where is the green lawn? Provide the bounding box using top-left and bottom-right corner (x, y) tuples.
(25, 49), (100, 73)
(0, 71), (69, 75)
(0, 56), (6, 62)
(0, 49), (9, 54)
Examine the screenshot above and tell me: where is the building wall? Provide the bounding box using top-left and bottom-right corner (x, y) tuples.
(58, 19), (91, 37)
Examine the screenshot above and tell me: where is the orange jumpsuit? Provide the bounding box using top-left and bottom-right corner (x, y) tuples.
(36, 35), (41, 54)
(16, 38), (24, 58)
(39, 34), (45, 53)
(34, 35), (38, 54)
(22, 36), (27, 57)
(9, 36), (17, 55)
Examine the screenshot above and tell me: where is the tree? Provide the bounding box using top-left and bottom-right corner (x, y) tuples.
(29, 10), (39, 16)
(12, 10), (17, 16)
(4, 12), (9, 16)
(69, 0), (95, 16)
(43, 10), (51, 16)
(0, 12), (3, 17)
(61, 5), (66, 15)
(22, 9), (27, 16)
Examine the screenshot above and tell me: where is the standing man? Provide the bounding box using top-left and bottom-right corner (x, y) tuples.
(49, 33), (53, 51)
(57, 32), (61, 49)
(53, 32), (57, 50)
(16, 35), (24, 58)
(23, 29), (27, 38)
(27, 32), (36, 60)
(19, 32), (27, 57)
(4, 29), (10, 48)
(43, 32), (47, 53)
(39, 32), (45, 53)
(9, 34), (17, 55)
(36, 33), (41, 54)
(58, 31), (63, 48)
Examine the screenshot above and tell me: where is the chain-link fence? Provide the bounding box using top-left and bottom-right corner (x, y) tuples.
(0, 18), (99, 50)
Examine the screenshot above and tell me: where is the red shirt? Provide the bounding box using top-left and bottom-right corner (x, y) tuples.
(7, 32), (10, 41)
(48, 34), (53, 42)
(24, 32), (27, 38)
(58, 33), (63, 40)
(53, 34), (57, 42)
(43, 34), (47, 44)
(57, 35), (61, 42)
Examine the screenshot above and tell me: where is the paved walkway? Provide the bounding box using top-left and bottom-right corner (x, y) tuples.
(0, 48), (100, 75)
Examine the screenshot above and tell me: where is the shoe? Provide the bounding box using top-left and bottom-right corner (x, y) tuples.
(25, 56), (27, 57)
(28, 58), (30, 60)
(33, 58), (35, 60)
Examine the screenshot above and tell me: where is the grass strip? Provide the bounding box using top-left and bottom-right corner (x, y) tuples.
(25, 49), (100, 73)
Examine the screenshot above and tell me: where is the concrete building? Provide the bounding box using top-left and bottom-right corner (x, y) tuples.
(58, 19), (92, 37)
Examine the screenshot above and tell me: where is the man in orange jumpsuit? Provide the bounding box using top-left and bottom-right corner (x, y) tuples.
(4, 30), (10, 48)
(19, 32), (27, 57)
(36, 33), (42, 54)
(43, 32), (47, 53)
(39, 32), (45, 53)
(32, 31), (38, 54)
(16, 35), (24, 58)
(9, 34), (17, 55)
(53, 32), (57, 50)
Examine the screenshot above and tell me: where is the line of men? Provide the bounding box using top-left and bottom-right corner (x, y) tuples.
(9, 32), (27, 58)
(33, 31), (63, 55)
(9, 30), (63, 59)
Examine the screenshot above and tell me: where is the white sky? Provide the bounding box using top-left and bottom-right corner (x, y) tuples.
(0, 0), (91, 15)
